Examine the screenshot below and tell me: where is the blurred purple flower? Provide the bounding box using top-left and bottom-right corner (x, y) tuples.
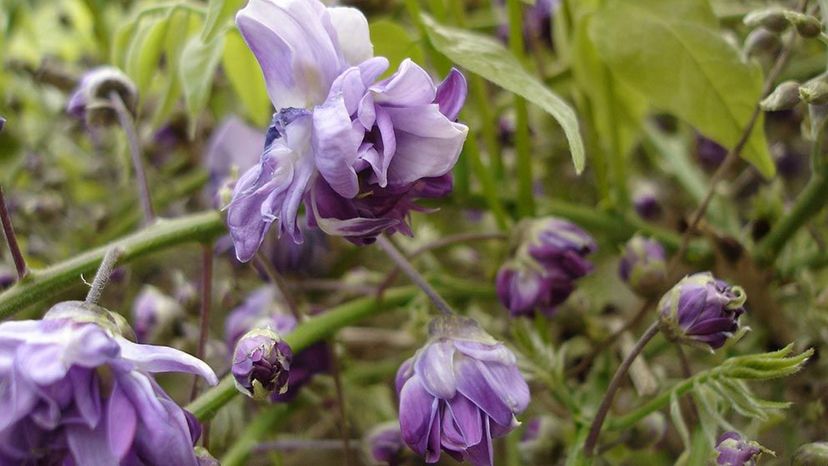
(204, 116), (266, 206)
(132, 285), (185, 344)
(66, 66), (137, 125)
(618, 235), (668, 298)
(496, 217), (596, 317)
(0, 301), (217, 465)
(396, 316), (529, 465)
(224, 286), (330, 402)
(0, 264), (14, 291)
(496, 0), (558, 49)
(632, 182), (662, 221)
(226, 0), (468, 261)
(657, 272), (747, 350)
(364, 421), (406, 466)
(696, 134), (728, 171)
(232, 328), (293, 400)
(716, 432), (762, 466)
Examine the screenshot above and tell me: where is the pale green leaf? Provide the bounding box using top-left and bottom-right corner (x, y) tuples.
(590, 0), (775, 177)
(369, 19), (424, 76)
(421, 14), (585, 174)
(202, 0), (245, 43)
(222, 30), (271, 127)
(126, 17), (169, 95)
(179, 34), (226, 136)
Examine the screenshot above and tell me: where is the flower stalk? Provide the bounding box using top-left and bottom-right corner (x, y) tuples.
(110, 90), (155, 225)
(0, 186), (27, 281)
(191, 243), (214, 400)
(84, 247), (122, 305)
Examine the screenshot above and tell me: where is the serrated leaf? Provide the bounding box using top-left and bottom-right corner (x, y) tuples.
(421, 14), (585, 174)
(222, 30), (271, 127)
(179, 34), (225, 137)
(590, 0), (775, 177)
(202, 0), (245, 43)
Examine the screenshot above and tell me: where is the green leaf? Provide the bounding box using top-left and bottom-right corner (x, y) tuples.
(222, 30), (271, 127)
(126, 16), (169, 95)
(111, 19), (138, 69)
(590, 0), (776, 177)
(179, 34), (226, 137)
(369, 19), (424, 75)
(420, 14), (585, 174)
(202, 0), (245, 43)
(150, 8), (191, 128)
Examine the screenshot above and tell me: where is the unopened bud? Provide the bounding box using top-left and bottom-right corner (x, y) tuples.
(800, 76), (828, 105)
(744, 29), (782, 57)
(232, 328), (292, 400)
(761, 81), (802, 111)
(619, 235), (668, 298)
(744, 9), (790, 33)
(789, 13), (823, 38)
(792, 442), (828, 465)
(66, 67), (138, 126)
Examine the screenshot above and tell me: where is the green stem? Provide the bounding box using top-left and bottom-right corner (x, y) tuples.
(403, 0), (452, 74)
(221, 403), (296, 466)
(187, 286), (418, 421)
(507, 0), (535, 218)
(0, 211), (225, 318)
(463, 132), (511, 229)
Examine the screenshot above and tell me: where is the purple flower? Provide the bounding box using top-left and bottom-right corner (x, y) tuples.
(204, 116), (266, 206)
(226, 0), (468, 261)
(0, 300), (217, 465)
(496, 217), (596, 317)
(657, 272), (747, 350)
(132, 285), (185, 343)
(716, 432), (762, 466)
(259, 220), (333, 275)
(696, 134), (728, 171)
(224, 286), (331, 402)
(396, 316), (529, 466)
(618, 235), (668, 298)
(364, 421), (406, 466)
(496, 0), (558, 49)
(632, 182), (662, 221)
(66, 66), (137, 125)
(232, 328), (293, 400)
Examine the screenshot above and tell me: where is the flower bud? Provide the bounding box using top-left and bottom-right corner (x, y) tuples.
(743, 29), (782, 57)
(789, 13), (823, 38)
(715, 432), (762, 465)
(696, 134), (728, 170)
(799, 76), (828, 105)
(132, 285), (184, 343)
(66, 66), (138, 126)
(232, 328), (293, 400)
(363, 422), (406, 466)
(657, 272), (747, 351)
(760, 81), (802, 111)
(624, 412), (667, 449)
(792, 441), (828, 465)
(632, 183), (662, 221)
(619, 236), (668, 298)
(744, 9), (790, 33)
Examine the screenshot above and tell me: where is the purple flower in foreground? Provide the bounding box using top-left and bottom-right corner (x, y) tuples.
(66, 66), (137, 125)
(396, 316), (529, 466)
(657, 272), (747, 350)
(0, 301), (217, 465)
(132, 285), (184, 343)
(225, 286), (331, 402)
(716, 432), (762, 466)
(364, 421), (407, 466)
(618, 235), (668, 298)
(232, 328), (293, 400)
(496, 217), (596, 317)
(226, 0), (468, 261)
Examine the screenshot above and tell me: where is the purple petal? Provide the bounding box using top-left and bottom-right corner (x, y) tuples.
(444, 394), (484, 449)
(115, 337), (218, 385)
(454, 358), (521, 426)
(434, 68), (468, 120)
(463, 416), (493, 466)
(414, 341), (457, 399)
(328, 7), (373, 66)
(69, 368), (101, 429)
(66, 419), (120, 465)
(107, 380), (138, 460)
(372, 59), (436, 107)
(399, 375), (439, 459)
(312, 93), (363, 198)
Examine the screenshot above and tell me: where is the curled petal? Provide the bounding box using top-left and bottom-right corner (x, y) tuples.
(116, 337), (218, 386)
(435, 68), (468, 121)
(312, 94), (364, 198)
(371, 59), (436, 107)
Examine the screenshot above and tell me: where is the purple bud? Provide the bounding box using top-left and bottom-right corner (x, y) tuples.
(658, 272), (747, 350)
(66, 66), (137, 126)
(396, 316), (529, 465)
(618, 236), (668, 298)
(496, 217), (595, 318)
(696, 134), (728, 171)
(364, 422), (406, 466)
(715, 432), (762, 466)
(632, 183), (663, 221)
(132, 285), (184, 343)
(232, 328), (293, 400)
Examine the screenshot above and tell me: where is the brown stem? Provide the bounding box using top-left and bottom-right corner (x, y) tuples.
(191, 244), (213, 401)
(328, 342), (351, 466)
(0, 186), (27, 280)
(110, 91), (155, 225)
(675, 344), (699, 425)
(583, 321), (660, 456)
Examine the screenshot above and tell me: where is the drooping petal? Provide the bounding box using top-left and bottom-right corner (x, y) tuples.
(444, 394), (484, 449)
(434, 68), (468, 121)
(69, 368), (101, 429)
(107, 380), (137, 460)
(328, 7), (373, 66)
(115, 337), (218, 385)
(312, 94), (364, 198)
(371, 59), (437, 107)
(66, 418), (120, 465)
(236, 0), (346, 108)
(308, 177), (400, 239)
(463, 415), (494, 466)
(414, 341), (457, 399)
(398, 376), (438, 457)
(454, 358), (515, 427)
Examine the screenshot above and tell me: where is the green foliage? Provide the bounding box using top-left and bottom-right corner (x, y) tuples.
(369, 19), (425, 75)
(202, 0), (246, 43)
(179, 33), (225, 136)
(590, 0), (776, 178)
(222, 30), (271, 126)
(420, 13), (586, 175)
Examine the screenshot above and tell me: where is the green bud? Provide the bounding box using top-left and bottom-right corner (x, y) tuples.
(744, 29), (782, 56)
(744, 8), (790, 33)
(800, 76), (828, 105)
(788, 12), (823, 38)
(760, 81), (802, 111)
(792, 442), (828, 466)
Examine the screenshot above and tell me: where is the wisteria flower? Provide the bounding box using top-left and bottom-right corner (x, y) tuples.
(0, 301), (217, 465)
(226, 0), (469, 262)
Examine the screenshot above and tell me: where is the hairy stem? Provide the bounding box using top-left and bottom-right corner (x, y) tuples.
(0, 211), (225, 318)
(376, 236), (455, 316)
(110, 91), (155, 225)
(0, 186), (27, 280)
(584, 321), (660, 456)
(84, 247), (122, 305)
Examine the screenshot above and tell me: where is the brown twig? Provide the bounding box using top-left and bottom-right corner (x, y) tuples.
(0, 186), (27, 281)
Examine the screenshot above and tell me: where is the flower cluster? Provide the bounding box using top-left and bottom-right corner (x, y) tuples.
(226, 0), (469, 262)
(396, 316), (529, 465)
(0, 301), (217, 465)
(496, 217), (596, 317)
